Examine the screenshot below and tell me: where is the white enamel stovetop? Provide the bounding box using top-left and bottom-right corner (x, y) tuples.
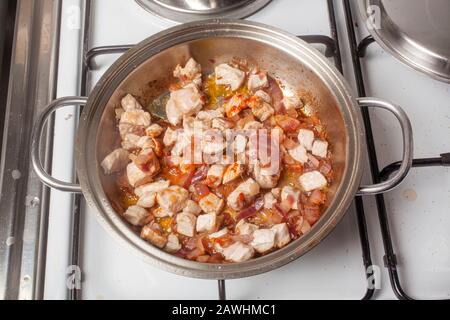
(44, 0), (450, 300)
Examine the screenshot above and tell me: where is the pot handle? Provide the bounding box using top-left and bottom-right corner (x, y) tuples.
(356, 97), (413, 196)
(31, 96), (88, 193)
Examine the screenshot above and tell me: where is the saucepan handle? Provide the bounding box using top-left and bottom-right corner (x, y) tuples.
(356, 97), (413, 196)
(31, 96), (88, 193)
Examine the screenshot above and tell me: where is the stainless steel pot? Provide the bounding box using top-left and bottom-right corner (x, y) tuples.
(31, 20), (413, 279)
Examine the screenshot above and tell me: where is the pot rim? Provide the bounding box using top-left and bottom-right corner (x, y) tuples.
(75, 19), (365, 279)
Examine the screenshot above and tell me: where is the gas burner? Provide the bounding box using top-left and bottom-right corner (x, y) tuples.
(135, 0), (272, 22)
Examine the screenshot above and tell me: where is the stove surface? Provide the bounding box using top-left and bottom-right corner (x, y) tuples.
(44, 0), (450, 300)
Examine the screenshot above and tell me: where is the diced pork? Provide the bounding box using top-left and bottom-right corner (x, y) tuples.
(236, 220), (259, 236)
(254, 90), (272, 103)
(212, 117), (234, 131)
(264, 192), (277, 209)
(224, 93), (248, 118)
(196, 213), (217, 233)
(253, 161), (280, 189)
(101, 148), (130, 174)
(271, 187), (281, 199)
(176, 212), (197, 237)
(223, 163), (245, 184)
(215, 63), (245, 91)
(199, 193), (225, 215)
(299, 171), (328, 192)
(312, 140), (328, 158)
(288, 144), (308, 164)
(135, 180), (170, 197)
(157, 186), (189, 213)
(281, 186), (300, 210)
(243, 121), (263, 130)
(141, 225), (167, 248)
(127, 162), (154, 188)
(166, 84), (203, 126)
(163, 127), (178, 147)
(209, 228), (229, 239)
(121, 94), (143, 112)
(123, 205), (149, 226)
(164, 233), (182, 253)
(173, 58), (202, 87)
(222, 242), (254, 263)
(196, 108), (224, 127)
(250, 229), (275, 253)
(250, 100), (274, 122)
(127, 149), (160, 187)
(121, 133), (141, 150)
(298, 129), (315, 150)
(182, 199), (202, 216)
(247, 72), (269, 91)
(137, 192), (156, 208)
(206, 165), (226, 188)
(146, 124), (164, 137)
(227, 178), (260, 211)
(120, 109), (151, 127)
(271, 223), (291, 248)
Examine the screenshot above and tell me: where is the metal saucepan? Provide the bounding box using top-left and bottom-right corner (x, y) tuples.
(31, 20), (413, 279)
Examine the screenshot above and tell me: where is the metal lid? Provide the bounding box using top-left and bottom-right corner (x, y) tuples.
(359, 0), (450, 83)
(135, 0), (272, 22)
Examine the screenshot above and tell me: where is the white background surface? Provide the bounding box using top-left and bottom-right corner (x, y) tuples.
(44, 0), (450, 300)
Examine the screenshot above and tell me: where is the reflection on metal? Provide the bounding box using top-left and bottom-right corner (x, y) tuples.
(135, 0), (272, 22)
(359, 0), (450, 83)
(0, 0), (61, 300)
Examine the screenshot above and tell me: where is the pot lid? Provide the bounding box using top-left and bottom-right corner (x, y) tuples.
(135, 0), (272, 22)
(359, 0), (450, 83)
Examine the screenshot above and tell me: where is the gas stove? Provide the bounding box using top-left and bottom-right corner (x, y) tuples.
(1, 0), (449, 300)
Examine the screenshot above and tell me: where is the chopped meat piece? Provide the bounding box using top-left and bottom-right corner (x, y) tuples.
(205, 165), (226, 188)
(250, 229), (275, 253)
(227, 178), (260, 211)
(209, 228), (228, 239)
(264, 192), (277, 209)
(123, 205), (149, 226)
(299, 171), (328, 192)
(199, 193), (225, 215)
(137, 192), (156, 208)
(223, 163), (245, 184)
(196, 108), (224, 126)
(101, 148), (130, 174)
(202, 130), (225, 155)
(250, 100), (274, 122)
(156, 186), (189, 213)
(282, 94), (302, 110)
(146, 124), (164, 137)
(173, 58), (202, 87)
(141, 225), (167, 248)
(236, 219), (259, 236)
(163, 127), (178, 147)
(176, 212), (197, 237)
(298, 129), (315, 150)
(271, 187), (281, 199)
(121, 94), (143, 112)
(127, 162), (154, 188)
(196, 213), (217, 233)
(165, 233), (182, 253)
(135, 180), (170, 197)
(171, 133), (191, 157)
(253, 161), (281, 189)
(121, 133), (142, 150)
(254, 90), (272, 103)
(288, 144), (308, 164)
(212, 117), (234, 131)
(247, 72), (269, 91)
(215, 63), (245, 91)
(166, 84), (203, 126)
(120, 109), (151, 127)
(183, 199), (202, 216)
(224, 93), (248, 118)
(281, 186), (300, 210)
(312, 140), (328, 158)
(233, 134), (247, 154)
(222, 242), (254, 262)
(271, 223), (291, 248)
(153, 207), (174, 218)
(243, 121), (263, 130)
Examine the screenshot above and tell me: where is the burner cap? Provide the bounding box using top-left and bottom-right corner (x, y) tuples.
(136, 0), (272, 22)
